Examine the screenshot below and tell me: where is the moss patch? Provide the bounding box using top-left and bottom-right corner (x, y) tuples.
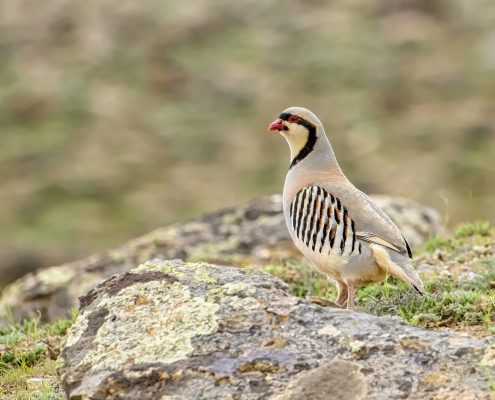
(264, 261), (333, 299)
(454, 221), (492, 239)
(359, 273), (495, 334)
(0, 317), (73, 399)
(186, 241), (248, 266)
(0, 359), (64, 400)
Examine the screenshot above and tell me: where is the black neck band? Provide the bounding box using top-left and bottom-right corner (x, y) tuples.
(279, 113), (317, 170)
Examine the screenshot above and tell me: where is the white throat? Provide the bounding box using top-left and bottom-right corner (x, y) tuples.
(283, 132), (309, 163)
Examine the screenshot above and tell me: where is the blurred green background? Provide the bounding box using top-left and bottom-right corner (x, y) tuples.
(0, 0), (494, 281)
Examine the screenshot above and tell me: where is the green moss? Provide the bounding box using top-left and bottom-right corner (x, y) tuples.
(132, 260), (217, 283)
(419, 221), (492, 255)
(36, 266), (76, 289)
(187, 241), (245, 265)
(0, 359), (63, 399)
(208, 282), (255, 298)
(192, 263), (217, 284)
(0, 318), (71, 399)
(0, 318), (72, 359)
(359, 268), (495, 331)
(131, 260), (185, 279)
(454, 221), (492, 239)
(264, 261), (334, 299)
(422, 236), (453, 253)
(481, 367), (495, 393)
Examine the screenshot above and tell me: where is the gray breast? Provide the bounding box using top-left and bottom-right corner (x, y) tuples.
(289, 186), (361, 257)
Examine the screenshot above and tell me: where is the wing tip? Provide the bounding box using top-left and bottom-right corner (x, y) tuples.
(370, 244), (426, 295)
(412, 283), (427, 296)
(403, 235), (413, 259)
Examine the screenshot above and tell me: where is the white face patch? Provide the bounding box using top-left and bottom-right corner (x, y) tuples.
(280, 122), (310, 161)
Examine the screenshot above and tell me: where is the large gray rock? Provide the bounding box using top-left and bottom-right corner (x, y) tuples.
(0, 195), (442, 324)
(59, 260), (492, 400)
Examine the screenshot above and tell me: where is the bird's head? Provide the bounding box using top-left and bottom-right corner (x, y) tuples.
(268, 106), (321, 137)
(268, 106), (324, 168)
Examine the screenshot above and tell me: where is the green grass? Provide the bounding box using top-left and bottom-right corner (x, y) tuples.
(422, 235), (453, 253)
(269, 262), (495, 333)
(0, 360), (63, 400)
(359, 274), (495, 330)
(265, 221), (495, 334)
(482, 367), (495, 392)
(1, 221), (493, 399)
(420, 221), (493, 254)
(0, 315), (75, 399)
(264, 261), (335, 299)
(416, 221), (495, 255)
(0, 319), (72, 348)
(455, 221), (492, 239)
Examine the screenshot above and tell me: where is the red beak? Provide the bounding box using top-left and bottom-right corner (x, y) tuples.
(267, 119), (284, 132)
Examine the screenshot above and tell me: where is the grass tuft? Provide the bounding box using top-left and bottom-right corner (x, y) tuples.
(423, 236), (452, 253)
(360, 276), (495, 331)
(0, 317), (73, 399)
(454, 221), (492, 239)
(264, 261), (334, 299)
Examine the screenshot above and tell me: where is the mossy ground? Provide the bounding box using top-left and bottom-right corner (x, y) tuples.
(1, 222), (493, 398)
(0, 315), (75, 399)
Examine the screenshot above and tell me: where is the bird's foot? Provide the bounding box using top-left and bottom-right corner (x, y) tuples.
(346, 285), (356, 309)
(335, 281), (348, 308)
(335, 295), (347, 308)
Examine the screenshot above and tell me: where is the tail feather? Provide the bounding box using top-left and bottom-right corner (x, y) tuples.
(401, 263), (426, 295)
(370, 244), (426, 295)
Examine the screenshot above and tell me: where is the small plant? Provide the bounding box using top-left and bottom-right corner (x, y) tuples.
(454, 221), (492, 239)
(481, 367), (495, 393)
(358, 267), (495, 332)
(0, 317), (73, 399)
(423, 236), (452, 253)
(264, 261), (333, 298)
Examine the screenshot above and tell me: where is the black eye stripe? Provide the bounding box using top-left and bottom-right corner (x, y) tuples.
(279, 113), (314, 130)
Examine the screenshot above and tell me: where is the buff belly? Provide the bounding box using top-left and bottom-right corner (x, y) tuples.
(293, 238), (386, 286)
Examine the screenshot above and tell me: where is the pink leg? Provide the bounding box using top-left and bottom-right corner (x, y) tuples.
(347, 284), (356, 309)
(335, 281), (348, 307)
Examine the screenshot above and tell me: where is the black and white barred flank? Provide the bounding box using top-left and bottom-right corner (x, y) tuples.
(289, 186), (361, 256)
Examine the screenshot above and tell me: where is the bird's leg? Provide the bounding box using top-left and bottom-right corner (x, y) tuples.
(346, 284), (356, 309)
(335, 281), (348, 307)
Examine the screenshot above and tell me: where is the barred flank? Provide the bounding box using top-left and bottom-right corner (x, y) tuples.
(290, 186), (358, 257)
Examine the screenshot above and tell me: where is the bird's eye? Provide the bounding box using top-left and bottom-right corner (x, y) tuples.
(288, 115), (299, 123)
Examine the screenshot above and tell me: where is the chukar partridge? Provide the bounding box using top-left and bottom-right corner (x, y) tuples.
(268, 107), (426, 309)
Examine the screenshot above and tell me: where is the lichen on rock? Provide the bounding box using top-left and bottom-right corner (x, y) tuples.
(59, 260), (493, 400)
(79, 281), (219, 370)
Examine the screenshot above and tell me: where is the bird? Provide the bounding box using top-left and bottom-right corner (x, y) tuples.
(268, 106), (426, 309)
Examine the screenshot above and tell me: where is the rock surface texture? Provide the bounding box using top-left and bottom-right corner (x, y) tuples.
(59, 260), (492, 400)
(0, 195), (442, 324)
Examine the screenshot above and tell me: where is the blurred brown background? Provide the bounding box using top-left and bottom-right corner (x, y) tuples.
(0, 0), (494, 284)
